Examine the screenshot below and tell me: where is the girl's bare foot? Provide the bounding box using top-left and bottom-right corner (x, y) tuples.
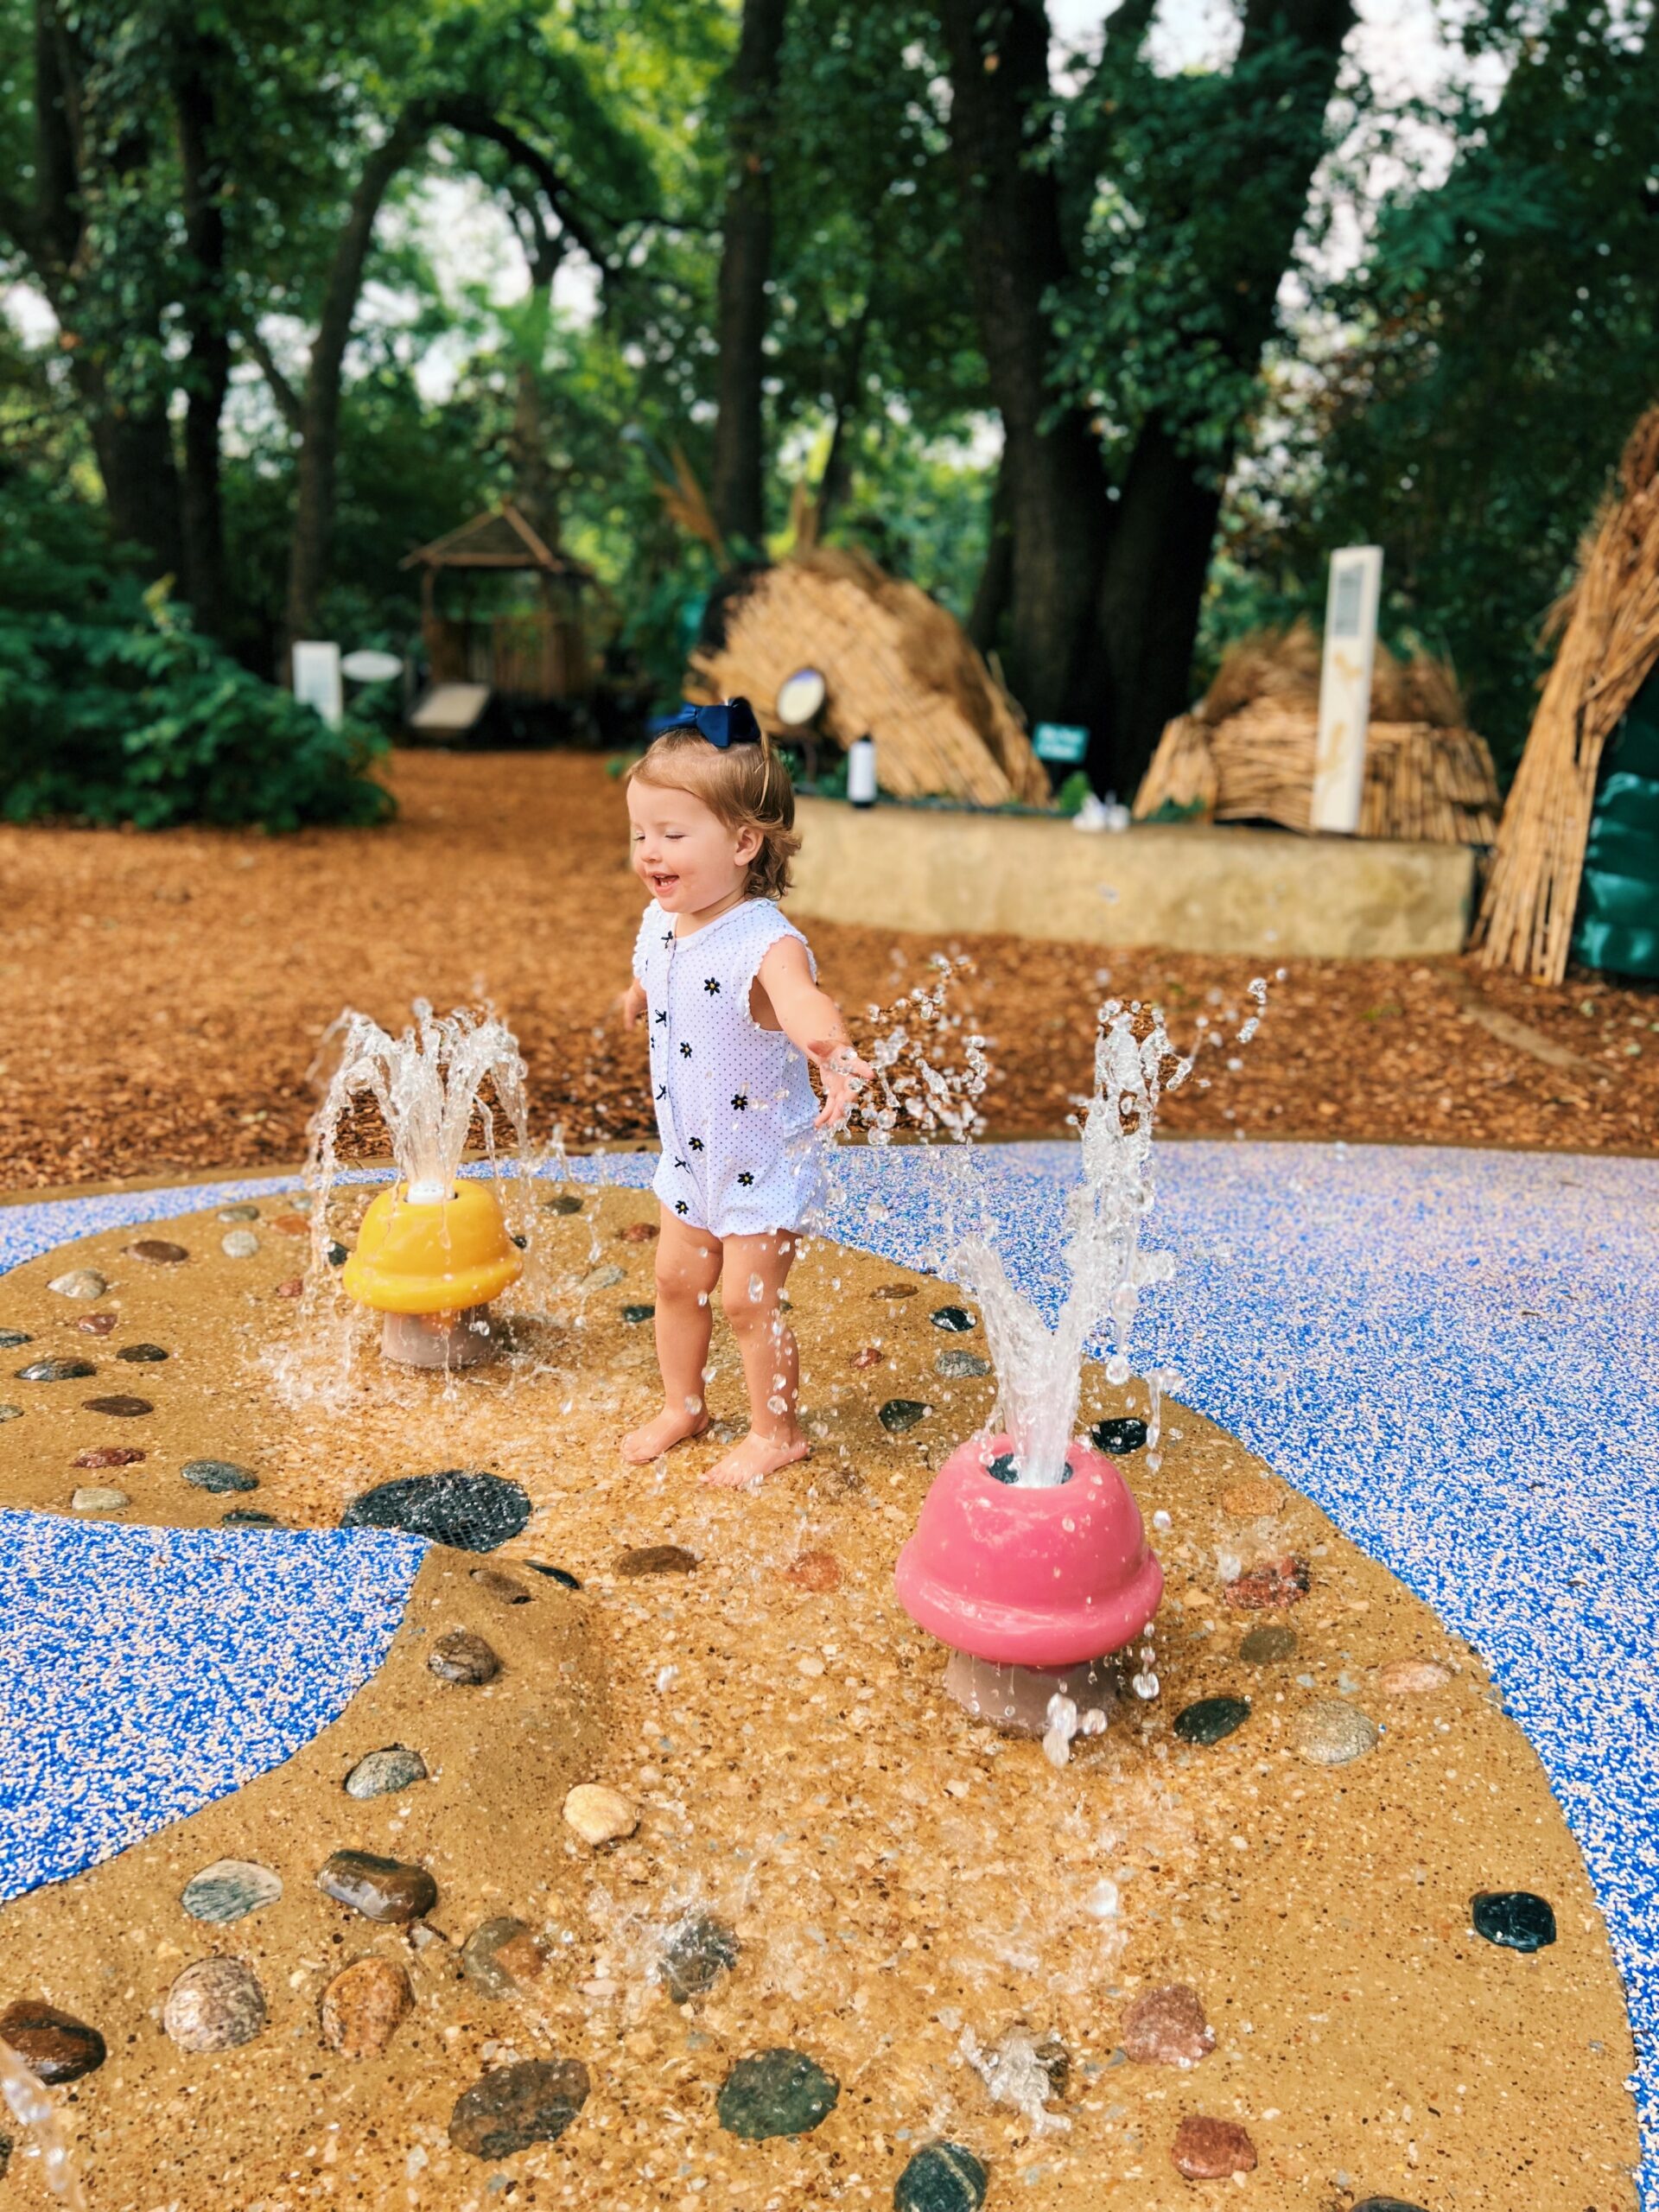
(621, 1404), (710, 1465)
(700, 1428), (810, 1490)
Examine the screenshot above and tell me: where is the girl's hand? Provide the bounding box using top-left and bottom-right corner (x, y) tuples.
(618, 980), (647, 1029)
(810, 1041), (874, 1132)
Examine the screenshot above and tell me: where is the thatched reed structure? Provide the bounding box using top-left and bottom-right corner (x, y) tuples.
(1474, 405), (1659, 982)
(687, 547), (1050, 807)
(1134, 620), (1499, 846)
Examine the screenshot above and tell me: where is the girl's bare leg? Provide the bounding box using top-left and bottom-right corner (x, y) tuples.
(620, 1211), (722, 1464)
(702, 1230), (810, 1489)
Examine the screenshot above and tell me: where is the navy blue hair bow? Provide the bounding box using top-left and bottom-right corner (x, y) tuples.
(652, 696), (762, 748)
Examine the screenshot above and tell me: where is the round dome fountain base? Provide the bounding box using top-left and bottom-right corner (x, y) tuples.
(378, 1306), (499, 1370)
(943, 1649), (1118, 1737)
(895, 1433), (1163, 1673)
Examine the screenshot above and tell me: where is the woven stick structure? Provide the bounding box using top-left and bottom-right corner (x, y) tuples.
(1474, 406), (1659, 982)
(688, 548), (1050, 807)
(1135, 622), (1498, 846)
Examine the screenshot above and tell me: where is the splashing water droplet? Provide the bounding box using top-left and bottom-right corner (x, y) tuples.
(1131, 1670), (1160, 1700)
(747, 1274), (765, 1303)
(683, 1394), (703, 1415)
(1152, 1509), (1172, 1530)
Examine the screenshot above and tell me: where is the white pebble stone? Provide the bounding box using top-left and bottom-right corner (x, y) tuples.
(48, 1269), (106, 1300)
(562, 1783), (639, 1847)
(221, 1230), (260, 1259)
(72, 1487), (128, 1512)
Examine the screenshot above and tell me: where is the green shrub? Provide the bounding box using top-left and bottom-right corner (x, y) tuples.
(0, 474), (393, 832)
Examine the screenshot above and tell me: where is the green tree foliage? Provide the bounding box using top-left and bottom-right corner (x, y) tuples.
(1239, 0), (1659, 770)
(0, 469), (391, 829)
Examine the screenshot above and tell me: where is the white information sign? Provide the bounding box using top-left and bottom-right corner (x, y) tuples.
(1309, 546), (1383, 835)
(292, 640), (344, 729)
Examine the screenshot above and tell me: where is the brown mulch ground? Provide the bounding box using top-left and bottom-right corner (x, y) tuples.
(2, 750), (1656, 1192)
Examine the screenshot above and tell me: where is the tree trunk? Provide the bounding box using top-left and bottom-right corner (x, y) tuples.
(174, 39), (232, 636)
(284, 115), (426, 652)
(709, 0), (789, 554)
(22, 1), (183, 581)
(938, 0), (1353, 794)
(934, 0), (1110, 729)
(1089, 0), (1356, 794)
(967, 452), (1014, 658)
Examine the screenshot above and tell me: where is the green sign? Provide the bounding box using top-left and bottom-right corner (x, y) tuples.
(1033, 721), (1089, 765)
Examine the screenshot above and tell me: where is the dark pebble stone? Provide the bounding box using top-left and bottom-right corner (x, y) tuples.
(930, 1306), (976, 1333)
(182, 1459), (259, 1494)
(16, 1358), (96, 1382)
(341, 1468), (531, 1553)
(1472, 1890), (1556, 1953)
(126, 1238), (188, 1264)
(115, 1343), (169, 1363)
(661, 1913), (740, 2003)
(616, 1543), (699, 1578)
(871, 1282), (919, 1299)
(0, 1330), (31, 1349)
(316, 1848), (436, 1923)
(716, 2047), (840, 2140)
(1239, 1626), (1298, 1664)
(879, 1398), (930, 1434)
(222, 1509), (282, 1528)
(429, 1629), (500, 1685)
(461, 1916), (550, 1999)
(343, 1745), (429, 1800)
(1090, 1416), (1147, 1454)
(327, 1242), (348, 1266)
(0, 1999), (106, 2084)
(1034, 2034), (1070, 2095)
(526, 1561), (582, 1591)
(82, 1395), (152, 1417)
(509, 1232), (529, 1249)
(471, 1565), (532, 1605)
(987, 1449), (1071, 1486)
(543, 1192), (584, 1213)
(894, 2140), (989, 2212)
(0, 2133), (10, 2178)
(73, 1446), (144, 1469)
(1173, 1696), (1252, 1747)
(620, 1302), (657, 1324)
(1351, 2201), (1431, 2212)
(449, 2056), (590, 2159)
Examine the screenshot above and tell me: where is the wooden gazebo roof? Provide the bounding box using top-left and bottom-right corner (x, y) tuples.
(400, 499), (594, 582)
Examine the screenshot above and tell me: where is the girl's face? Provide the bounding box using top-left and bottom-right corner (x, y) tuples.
(626, 775), (760, 916)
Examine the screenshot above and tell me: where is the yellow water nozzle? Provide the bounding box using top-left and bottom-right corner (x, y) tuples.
(341, 1179), (524, 1316)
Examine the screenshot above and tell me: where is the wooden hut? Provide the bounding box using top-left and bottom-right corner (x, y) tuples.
(401, 501), (594, 706)
(1474, 404), (1659, 982)
(1134, 621), (1499, 845)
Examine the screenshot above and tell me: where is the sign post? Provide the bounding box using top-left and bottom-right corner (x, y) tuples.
(292, 641), (344, 730)
(1309, 546), (1382, 835)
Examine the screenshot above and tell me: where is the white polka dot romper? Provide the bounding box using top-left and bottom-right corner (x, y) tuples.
(633, 897), (823, 1237)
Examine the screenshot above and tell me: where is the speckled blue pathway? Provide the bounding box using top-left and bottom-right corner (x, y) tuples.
(2, 1141), (1656, 2184)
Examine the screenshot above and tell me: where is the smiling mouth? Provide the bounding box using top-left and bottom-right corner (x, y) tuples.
(647, 871), (680, 893)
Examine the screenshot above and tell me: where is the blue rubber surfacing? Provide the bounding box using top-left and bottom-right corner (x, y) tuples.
(0, 1139), (1656, 2189)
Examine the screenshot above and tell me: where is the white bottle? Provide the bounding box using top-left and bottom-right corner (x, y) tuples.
(847, 734), (877, 808)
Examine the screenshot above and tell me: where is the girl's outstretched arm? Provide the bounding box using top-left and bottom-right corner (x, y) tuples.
(755, 938), (874, 1129)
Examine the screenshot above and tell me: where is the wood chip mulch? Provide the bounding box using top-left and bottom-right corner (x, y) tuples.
(2, 752), (1654, 1195)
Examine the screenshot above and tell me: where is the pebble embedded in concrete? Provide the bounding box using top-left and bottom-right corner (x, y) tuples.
(1471, 1890), (1556, 1952)
(1239, 1625), (1298, 1664)
(115, 1343), (169, 1363)
(0, 1999), (106, 2083)
(893, 2140), (989, 2212)
(615, 1543), (698, 1577)
(343, 1745), (428, 1800)
(936, 1348), (991, 1378)
(181, 1459), (259, 1494)
(315, 1849), (437, 1924)
(563, 1783), (639, 1847)
(48, 1269), (105, 1300)
(320, 1956), (413, 2057)
(1122, 1983), (1215, 2067)
(1294, 1698), (1378, 1765)
(461, 1916), (550, 1998)
(126, 1239), (188, 1266)
(82, 1394), (152, 1417)
(1170, 2114), (1256, 2178)
(71, 1487), (128, 1512)
(716, 2047), (840, 2139)
(1378, 1659), (1451, 1694)
(1224, 1554), (1311, 1609)
(448, 2057), (590, 2158)
(181, 1859), (283, 1924)
(880, 1398), (930, 1433)
(660, 1913), (740, 2003)
(162, 1957), (267, 2053)
(1173, 1695), (1250, 1746)
(428, 1629), (500, 1685)
(220, 1230), (260, 1258)
(16, 1358), (96, 1382)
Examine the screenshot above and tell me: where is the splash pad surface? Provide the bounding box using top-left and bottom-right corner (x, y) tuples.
(0, 1139), (1653, 2202)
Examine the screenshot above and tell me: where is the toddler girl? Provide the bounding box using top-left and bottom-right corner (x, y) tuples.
(618, 700), (871, 1489)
